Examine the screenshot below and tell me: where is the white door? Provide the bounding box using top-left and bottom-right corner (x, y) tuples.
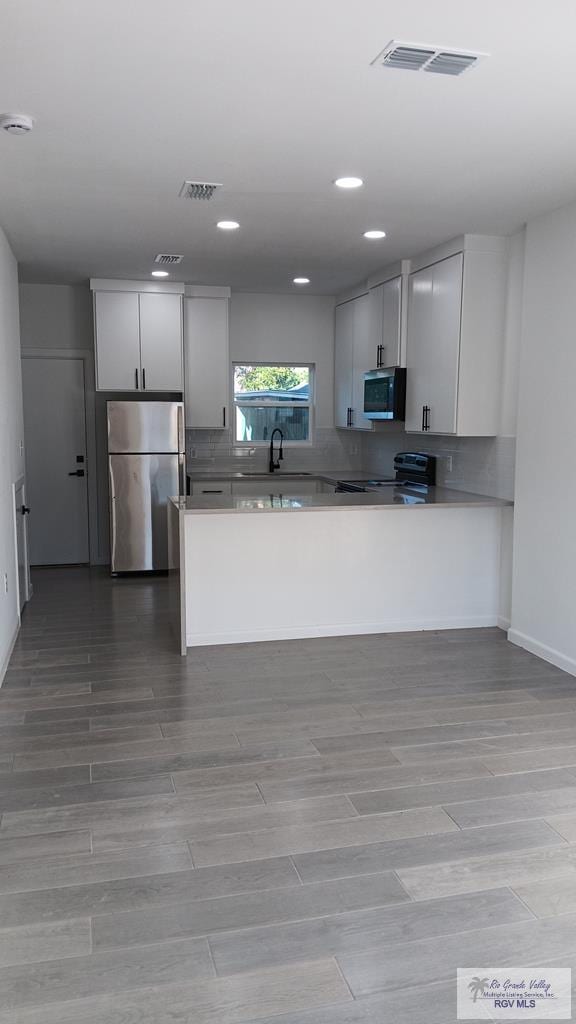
(94, 291), (141, 391)
(405, 254), (462, 434)
(184, 297), (229, 428)
(22, 357), (90, 565)
(334, 301), (354, 428)
(351, 293), (374, 431)
(14, 482), (30, 612)
(139, 293), (183, 391)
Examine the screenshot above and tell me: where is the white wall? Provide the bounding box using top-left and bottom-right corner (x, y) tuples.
(510, 201), (576, 674)
(0, 227), (25, 680)
(230, 292), (335, 426)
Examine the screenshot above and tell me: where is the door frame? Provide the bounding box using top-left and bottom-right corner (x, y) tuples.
(12, 475), (32, 614)
(21, 349), (100, 566)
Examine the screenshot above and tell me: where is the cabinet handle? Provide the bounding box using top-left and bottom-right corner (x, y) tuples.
(135, 368), (139, 390)
(421, 405), (425, 431)
(222, 406), (226, 427)
(142, 367), (146, 391)
(349, 407), (354, 427)
(202, 489), (223, 494)
(377, 344), (384, 368)
(346, 407), (350, 427)
(422, 405), (431, 432)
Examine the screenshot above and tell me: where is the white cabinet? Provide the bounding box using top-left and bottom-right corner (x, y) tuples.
(184, 296), (230, 429)
(94, 291), (141, 391)
(370, 276), (403, 368)
(189, 480), (232, 496)
(334, 300), (354, 429)
(334, 293), (373, 431)
(405, 254), (462, 434)
(405, 238), (507, 436)
(139, 293), (183, 391)
(92, 284), (183, 392)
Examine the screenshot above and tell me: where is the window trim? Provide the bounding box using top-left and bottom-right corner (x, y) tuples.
(232, 361), (315, 447)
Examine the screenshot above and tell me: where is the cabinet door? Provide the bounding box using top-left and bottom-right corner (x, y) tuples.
(381, 277), (402, 366)
(334, 301), (354, 428)
(190, 480), (232, 496)
(139, 293), (183, 392)
(350, 292), (374, 431)
(405, 254), (462, 434)
(184, 297), (229, 429)
(94, 291), (141, 391)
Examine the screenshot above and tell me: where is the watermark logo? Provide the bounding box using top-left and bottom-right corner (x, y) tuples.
(457, 967), (572, 1019)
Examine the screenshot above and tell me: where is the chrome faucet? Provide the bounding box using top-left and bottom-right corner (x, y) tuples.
(269, 428), (284, 473)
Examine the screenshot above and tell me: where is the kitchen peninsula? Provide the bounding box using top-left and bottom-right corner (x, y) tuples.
(168, 474), (513, 654)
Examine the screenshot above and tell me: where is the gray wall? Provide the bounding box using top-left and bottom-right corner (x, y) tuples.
(0, 227), (25, 679)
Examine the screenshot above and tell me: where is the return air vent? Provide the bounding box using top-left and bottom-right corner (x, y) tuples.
(154, 254), (184, 265)
(178, 180), (222, 200)
(371, 41), (487, 76)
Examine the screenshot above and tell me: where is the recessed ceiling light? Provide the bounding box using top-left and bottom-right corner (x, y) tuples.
(363, 230), (386, 239)
(293, 277), (310, 285)
(334, 177), (363, 189)
(217, 220), (240, 231)
(0, 113), (34, 135)
(151, 270), (169, 278)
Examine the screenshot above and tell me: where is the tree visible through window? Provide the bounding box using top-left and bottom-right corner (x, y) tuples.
(233, 364), (313, 443)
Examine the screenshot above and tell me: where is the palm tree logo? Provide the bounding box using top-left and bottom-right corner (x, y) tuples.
(468, 977), (490, 1002)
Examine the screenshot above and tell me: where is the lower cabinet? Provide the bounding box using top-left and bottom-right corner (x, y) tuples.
(189, 480), (232, 496)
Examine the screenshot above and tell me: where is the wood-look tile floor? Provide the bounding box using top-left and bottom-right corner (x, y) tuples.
(1, 567), (576, 1022)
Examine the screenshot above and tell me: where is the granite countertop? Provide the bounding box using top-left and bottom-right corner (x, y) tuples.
(172, 485), (513, 515)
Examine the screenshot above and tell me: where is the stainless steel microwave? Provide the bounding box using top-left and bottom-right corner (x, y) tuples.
(363, 367), (407, 421)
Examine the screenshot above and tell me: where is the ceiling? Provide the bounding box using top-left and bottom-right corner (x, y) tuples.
(2, 0), (576, 293)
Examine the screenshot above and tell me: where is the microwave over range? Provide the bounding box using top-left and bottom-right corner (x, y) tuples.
(363, 366), (407, 421)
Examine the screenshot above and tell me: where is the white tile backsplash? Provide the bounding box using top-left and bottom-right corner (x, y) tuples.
(361, 426), (516, 500)
(186, 427), (363, 474)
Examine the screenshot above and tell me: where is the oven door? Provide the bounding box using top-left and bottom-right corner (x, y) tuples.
(363, 367), (406, 420)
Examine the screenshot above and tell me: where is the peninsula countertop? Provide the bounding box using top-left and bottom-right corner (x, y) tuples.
(172, 486), (513, 515)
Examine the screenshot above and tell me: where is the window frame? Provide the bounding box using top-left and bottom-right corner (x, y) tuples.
(232, 361), (315, 447)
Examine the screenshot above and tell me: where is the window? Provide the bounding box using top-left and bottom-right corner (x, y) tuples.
(233, 364), (314, 444)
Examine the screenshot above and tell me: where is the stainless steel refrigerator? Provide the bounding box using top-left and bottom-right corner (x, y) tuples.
(107, 401), (185, 574)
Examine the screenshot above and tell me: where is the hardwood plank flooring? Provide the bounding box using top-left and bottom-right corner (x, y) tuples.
(1, 566), (575, 1022)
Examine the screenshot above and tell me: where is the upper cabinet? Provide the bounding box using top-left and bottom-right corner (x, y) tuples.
(91, 281), (184, 392)
(184, 288), (230, 430)
(334, 292), (373, 431)
(369, 275), (403, 369)
(405, 236), (508, 436)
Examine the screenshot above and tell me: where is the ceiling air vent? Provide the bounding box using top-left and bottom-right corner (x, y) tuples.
(154, 254), (184, 265)
(371, 41), (487, 76)
(178, 180), (222, 200)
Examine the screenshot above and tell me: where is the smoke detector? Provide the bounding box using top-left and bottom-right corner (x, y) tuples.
(154, 254), (184, 265)
(371, 41), (488, 76)
(0, 113), (35, 135)
(179, 180), (222, 201)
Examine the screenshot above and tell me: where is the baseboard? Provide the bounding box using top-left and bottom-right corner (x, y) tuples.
(508, 628), (576, 678)
(187, 615), (500, 648)
(498, 616), (511, 630)
(0, 621), (20, 688)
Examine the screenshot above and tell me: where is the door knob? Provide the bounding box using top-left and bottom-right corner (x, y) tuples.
(21, 505), (30, 515)
(68, 469), (85, 477)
